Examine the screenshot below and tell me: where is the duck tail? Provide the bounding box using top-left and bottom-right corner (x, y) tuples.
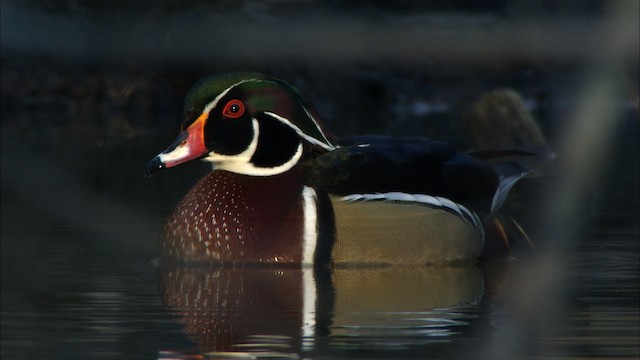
(468, 150), (534, 214)
(489, 161), (531, 214)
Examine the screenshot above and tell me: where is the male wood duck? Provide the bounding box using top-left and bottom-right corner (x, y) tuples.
(146, 72), (528, 267)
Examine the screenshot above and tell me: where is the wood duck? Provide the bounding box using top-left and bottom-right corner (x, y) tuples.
(146, 72), (528, 267)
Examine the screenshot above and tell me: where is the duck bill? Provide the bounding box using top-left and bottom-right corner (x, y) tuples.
(146, 113), (208, 175)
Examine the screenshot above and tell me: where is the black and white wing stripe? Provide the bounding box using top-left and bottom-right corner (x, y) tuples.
(341, 192), (485, 242)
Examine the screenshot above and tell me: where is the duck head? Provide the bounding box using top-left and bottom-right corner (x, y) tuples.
(146, 72), (335, 177)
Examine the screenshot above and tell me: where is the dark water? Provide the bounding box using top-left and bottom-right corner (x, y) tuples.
(1, 115), (638, 360)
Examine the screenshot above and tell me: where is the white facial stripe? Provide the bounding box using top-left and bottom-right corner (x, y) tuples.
(264, 111), (335, 151)
(301, 186), (318, 266)
(201, 78), (333, 151)
(301, 107), (335, 149)
(234, 78), (333, 150)
(210, 143), (303, 176)
(197, 78), (331, 175)
(203, 118), (304, 176)
(200, 76), (335, 149)
(204, 118), (259, 165)
(201, 78), (259, 115)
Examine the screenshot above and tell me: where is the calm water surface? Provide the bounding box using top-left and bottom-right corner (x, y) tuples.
(1, 126), (638, 359)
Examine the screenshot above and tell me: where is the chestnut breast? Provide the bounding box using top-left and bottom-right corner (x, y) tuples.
(161, 169), (308, 263)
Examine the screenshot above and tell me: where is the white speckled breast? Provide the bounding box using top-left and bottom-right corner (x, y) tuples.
(160, 169), (308, 263)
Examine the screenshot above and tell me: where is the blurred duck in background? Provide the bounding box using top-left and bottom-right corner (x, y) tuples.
(464, 88), (557, 257)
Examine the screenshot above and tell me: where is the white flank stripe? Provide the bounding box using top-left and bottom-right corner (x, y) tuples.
(301, 186), (319, 349)
(341, 194), (364, 202)
(301, 186), (318, 266)
(340, 192), (485, 241)
(385, 192), (416, 202)
(435, 196), (464, 218)
(413, 194), (442, 207)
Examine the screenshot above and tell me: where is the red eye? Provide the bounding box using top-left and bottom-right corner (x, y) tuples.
(222, 99), (245, 119)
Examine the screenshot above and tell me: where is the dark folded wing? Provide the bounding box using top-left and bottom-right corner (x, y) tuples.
(306, 136), (499, 214)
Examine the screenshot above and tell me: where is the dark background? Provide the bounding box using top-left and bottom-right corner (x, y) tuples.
(1, 1), (638, 359)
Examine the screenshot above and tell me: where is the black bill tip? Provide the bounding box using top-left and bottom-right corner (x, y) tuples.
(145, 156), (166, 177)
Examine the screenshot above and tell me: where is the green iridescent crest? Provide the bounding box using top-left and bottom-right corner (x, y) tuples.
(184, 72), (334, 150)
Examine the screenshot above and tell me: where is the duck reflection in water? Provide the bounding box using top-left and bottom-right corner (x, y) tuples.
(157, 264), (487, 355)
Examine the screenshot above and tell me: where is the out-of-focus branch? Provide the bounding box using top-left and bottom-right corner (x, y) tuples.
(1, 2), (637, 65)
